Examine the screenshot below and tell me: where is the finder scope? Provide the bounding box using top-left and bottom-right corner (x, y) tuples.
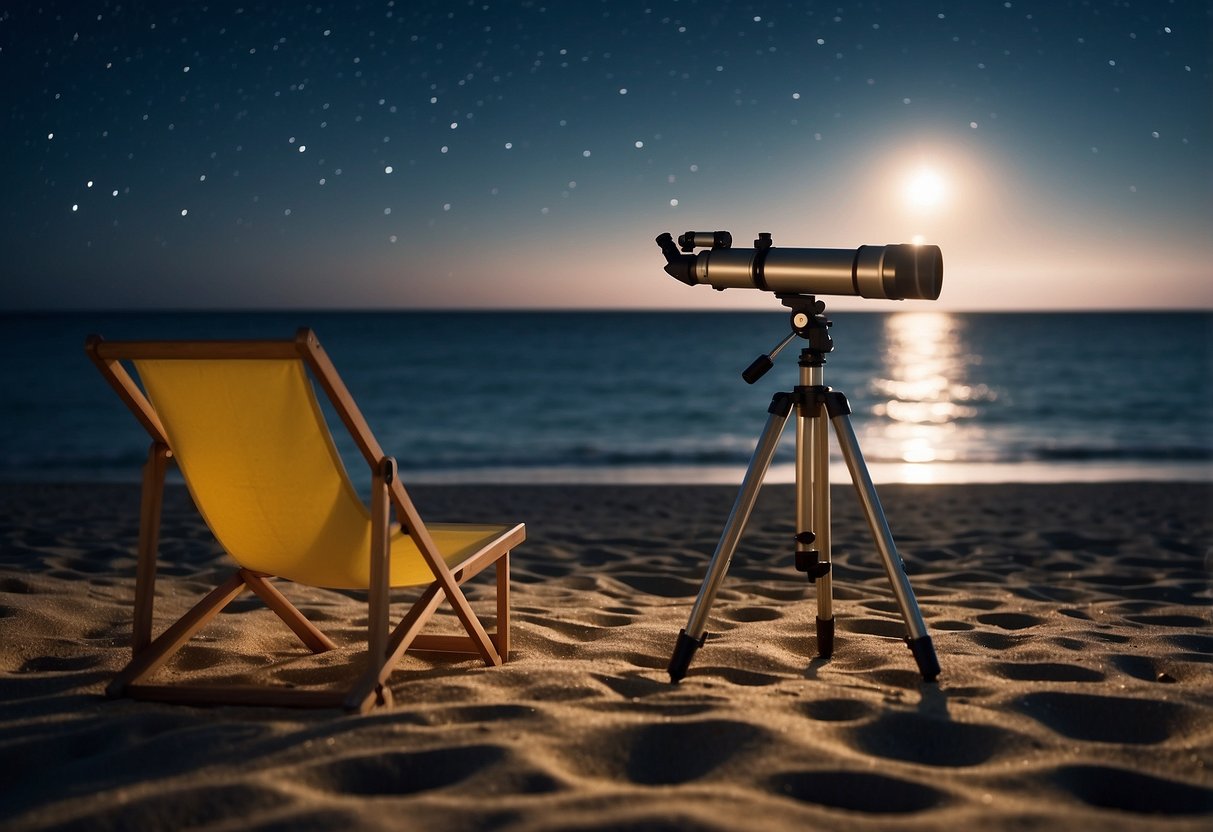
(656, 231), (943, 301)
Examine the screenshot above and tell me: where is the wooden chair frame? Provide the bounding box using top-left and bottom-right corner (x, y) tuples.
(86, 328), (523, 713)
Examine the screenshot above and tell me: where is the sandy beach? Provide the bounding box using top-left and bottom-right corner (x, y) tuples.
(1, 480), (1211, 830)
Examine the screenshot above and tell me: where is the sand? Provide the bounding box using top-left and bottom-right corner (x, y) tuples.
(1, 481), (1211, 831)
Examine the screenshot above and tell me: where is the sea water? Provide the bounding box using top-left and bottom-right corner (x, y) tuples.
(1, 311), (1209, 484)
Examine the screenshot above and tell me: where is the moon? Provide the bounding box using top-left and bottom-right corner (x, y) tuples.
(903, 167), (947, 210)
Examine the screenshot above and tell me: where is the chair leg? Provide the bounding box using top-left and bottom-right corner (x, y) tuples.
(340, 460), (398, 714)
(343, 583), (446, 713)
(496, 552), (510, 662)
(108, 571), (248, 697)
(428, 565), (501, 667)
(133, 442), (171, 656)
(343, 471), (518, 711)
(401, 550), (514, 659)
(389, 479), (502, 667)
(368, 461), (393, 665)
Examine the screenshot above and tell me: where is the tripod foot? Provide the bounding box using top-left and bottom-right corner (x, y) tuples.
(908, 635), (941, 682)
(816, 616), (834, 659)
(668, 629), (705, 684)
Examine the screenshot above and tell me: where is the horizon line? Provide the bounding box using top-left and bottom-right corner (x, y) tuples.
(3, 305), (1211, 315)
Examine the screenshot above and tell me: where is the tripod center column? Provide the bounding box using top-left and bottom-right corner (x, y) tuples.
(795, 352), (834, 656)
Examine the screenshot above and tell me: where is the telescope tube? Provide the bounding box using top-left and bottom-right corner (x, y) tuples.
(658, 234), (943, 301)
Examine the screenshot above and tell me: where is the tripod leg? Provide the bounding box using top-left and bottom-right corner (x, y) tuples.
(796, 398), (834, 658)
(812, 403), (834, 657)
(827, 400), (941, 682)
(669, 392), (794, 683)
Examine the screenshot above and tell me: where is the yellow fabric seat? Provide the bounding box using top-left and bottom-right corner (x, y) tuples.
(87, 329), (524, 713)
(134, 358), (508, 589)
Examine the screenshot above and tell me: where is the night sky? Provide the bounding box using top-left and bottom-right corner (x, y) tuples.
(3, 1), (1210, 311)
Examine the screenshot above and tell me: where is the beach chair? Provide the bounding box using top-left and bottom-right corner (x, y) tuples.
(85, 328), (524, 713)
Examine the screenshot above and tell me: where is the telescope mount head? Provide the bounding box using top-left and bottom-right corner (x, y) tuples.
(778, 294), (833, 357)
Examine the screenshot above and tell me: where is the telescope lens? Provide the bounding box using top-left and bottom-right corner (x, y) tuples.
(887, 244), (943, 301)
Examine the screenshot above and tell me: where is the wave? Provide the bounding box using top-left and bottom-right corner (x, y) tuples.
(1032, 446), (1213, 463)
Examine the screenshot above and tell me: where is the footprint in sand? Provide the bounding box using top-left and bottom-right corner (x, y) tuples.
(18, 654), (103, 672)
(1049, 765), (1213, 815)
(611, 573), (704, 599)
(965, 630), (1026, 651)
(1011, 692), (1191, 744)
(1167, 632), (1213, 655)
(295, 745), (561, 796)
(975, 611), (1043, 630)
(693, 665), (784, 687)
(850, 711), (1021, 767)
(587, 719), (769, 786)
(931, 619), (974, 631)
(990, 661), (1104, 683)
(798, 697), (876, 722)
(721, 606), (783, 623)
(1109, 653), (1179, 682)
(770, 770), (948, 814)
(839, 617), (909, 639)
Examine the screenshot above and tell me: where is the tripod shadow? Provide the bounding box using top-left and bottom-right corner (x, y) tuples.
(802, 648), (952, 719)
(916, 679), (950, 717)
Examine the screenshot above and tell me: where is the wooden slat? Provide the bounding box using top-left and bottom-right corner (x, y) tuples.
(343, 582), (446, 713)
(385, 584), (446, 659)
(448, 524), (526, 582)
(442, 596), (500, 666)
(132, 442), (171, 655)
(368, 460), (393, 663)
(411, 634), (506, 654)
(240, 571), (338, 653)
(90, 340), (301, 360)
(107, 572), (248, 696)
(295, 328), (385, 468)
(497, 552), (510, 662)
(85, 336), (170, 444)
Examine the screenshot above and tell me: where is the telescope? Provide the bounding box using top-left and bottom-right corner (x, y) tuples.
(654, 228), (945, 686)
(656, 231), (943, 301)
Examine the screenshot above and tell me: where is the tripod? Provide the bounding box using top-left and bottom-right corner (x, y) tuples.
(668, 295), (941, 684)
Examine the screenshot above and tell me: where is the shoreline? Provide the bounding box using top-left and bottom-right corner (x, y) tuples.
(2, 481), (1211, 830)
(3, 459), (1211, 488)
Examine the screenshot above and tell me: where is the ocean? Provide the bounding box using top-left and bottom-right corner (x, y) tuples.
(2, 311), (1210, 485)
